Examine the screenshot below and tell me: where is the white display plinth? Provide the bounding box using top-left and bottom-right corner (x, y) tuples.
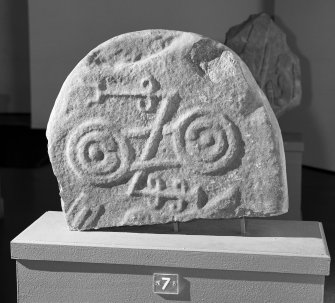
(11, 212), (330, 303)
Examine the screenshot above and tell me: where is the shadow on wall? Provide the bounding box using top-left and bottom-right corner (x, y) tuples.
(0, 95), (10, 112)
(261, 0), (275, 16)
(274, 15), (326, 168)
(2, 0), (30, 113)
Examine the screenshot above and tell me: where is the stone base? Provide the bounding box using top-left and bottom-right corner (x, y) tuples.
(11, 212), (329, 303)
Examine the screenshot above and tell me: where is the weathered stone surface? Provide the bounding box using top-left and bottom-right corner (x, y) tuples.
(225, 13), (302, 117)
(46, 30), (288, 230)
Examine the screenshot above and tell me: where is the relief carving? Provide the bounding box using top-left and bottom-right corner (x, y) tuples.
(47, 30), (288, 230)
(66, 84), (243, 218)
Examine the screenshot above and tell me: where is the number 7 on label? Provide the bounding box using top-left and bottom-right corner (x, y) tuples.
(161, 277), (171, 290)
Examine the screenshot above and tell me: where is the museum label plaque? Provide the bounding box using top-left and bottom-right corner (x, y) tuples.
(153, 273), (179, 295)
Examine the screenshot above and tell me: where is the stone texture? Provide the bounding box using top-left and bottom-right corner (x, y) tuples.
(225, 13), (302, 117)
(46, 29), (288, 230)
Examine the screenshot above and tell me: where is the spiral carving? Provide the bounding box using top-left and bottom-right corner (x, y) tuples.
(173, 109), (239, 174)
(66, 120), (130, 185)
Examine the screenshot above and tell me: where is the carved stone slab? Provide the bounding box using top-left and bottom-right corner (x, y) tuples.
(46, 30), (288, 230)
(225, 13), (302, 117)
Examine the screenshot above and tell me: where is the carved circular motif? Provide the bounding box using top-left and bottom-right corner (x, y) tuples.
(173, 109), (238, 174)
(66, 120), (130, 185)
(136, 97), (155, 112)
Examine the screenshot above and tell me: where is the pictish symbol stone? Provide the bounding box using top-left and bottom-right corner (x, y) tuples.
(225, 13), (302, 117)
(47, 29), (288, 230)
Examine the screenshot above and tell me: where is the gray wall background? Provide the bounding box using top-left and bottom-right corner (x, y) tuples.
(0, 0), (30, 112)
(2, 0), (335, 172)
(275, 0), (335, 171)
(27, 0), (271, 128)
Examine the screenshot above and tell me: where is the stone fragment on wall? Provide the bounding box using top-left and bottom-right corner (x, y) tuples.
(225, 13), (302, 117)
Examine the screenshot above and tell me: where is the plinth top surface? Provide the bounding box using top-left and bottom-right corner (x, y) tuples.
(11, 211), (330, 275)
